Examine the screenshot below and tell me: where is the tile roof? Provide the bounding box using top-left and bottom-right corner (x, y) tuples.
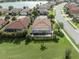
(20, 8), (31, 13)
(0, 8), (8, 13)
(69, 8), (79, 14)
(32, 16), (51, 30)
(6, 16), (30, 29)
(66, 3), (79, 14)
(8, 8), (22, 13)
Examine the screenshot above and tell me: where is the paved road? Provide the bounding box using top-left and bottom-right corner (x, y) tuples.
(55, 3), (79, 44)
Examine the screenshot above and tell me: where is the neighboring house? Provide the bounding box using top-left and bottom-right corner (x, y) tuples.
(0, 8), (8, 14)
(65, 3), (79, 22)
(5, 16), (30, 32)
(8, 8), (22, 15)
(38, 4), (50, 15)
(0, 18), (8, 28)
(75, 0), (79, 3)
(32, 16), (52, 37)
(37, 1), (55, 15)
(20, 8), (31, 16)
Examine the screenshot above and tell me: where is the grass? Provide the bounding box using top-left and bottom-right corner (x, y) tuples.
(67, 20), (77, 29)
(71, 21), (79, 29)
(28, 25), (32, 34)
(0, 36), (78, 59)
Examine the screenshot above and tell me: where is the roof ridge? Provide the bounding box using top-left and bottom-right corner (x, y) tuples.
(33, 19), (50, 28)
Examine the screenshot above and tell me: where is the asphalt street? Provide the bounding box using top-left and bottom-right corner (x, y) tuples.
(55, 3), (79, 44)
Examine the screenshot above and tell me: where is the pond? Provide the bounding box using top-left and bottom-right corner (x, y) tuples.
(0, 1), (48, 9)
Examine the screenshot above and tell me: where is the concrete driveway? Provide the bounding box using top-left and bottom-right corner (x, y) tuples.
(55, 3), (79, 44)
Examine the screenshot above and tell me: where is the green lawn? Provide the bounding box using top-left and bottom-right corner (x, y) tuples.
(0, 37), (79, 59)
(71, 21), (79, 29)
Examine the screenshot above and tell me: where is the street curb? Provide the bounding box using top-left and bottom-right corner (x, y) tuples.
(61, 29), (79, 53)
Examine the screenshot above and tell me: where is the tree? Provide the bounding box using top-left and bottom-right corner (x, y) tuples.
(11, 16), (17, 21)
(8, 6), (14, 10)
(25, 34), (32, 45)
(51, 19), (55, 24)
(59, 22), (64, 29)
(53, 23), (61, 36)
(48, 9), (55, 19)
(54, 23), (60, 32)
(0, 12), (2, 16)
(65, 49), (71, 59)
(40, 42), (46, 51)
(52, 33), (59, 42)
(32, 7), (39, 19)
(63, 6), (69, 14)
(23, 6), (26, 9)
(5, 15), (10, 21)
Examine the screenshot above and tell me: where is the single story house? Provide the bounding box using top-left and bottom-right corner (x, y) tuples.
(37, 3), (52, 15)
(5, 16), (30, 32)
(0, 8), (8, 14)
(65, 3), (79, 22)
(37, 2), (55, 15)
(8, 8), (22, 15)
(20, 7), (31, 16)
(32, 16), (52, 37)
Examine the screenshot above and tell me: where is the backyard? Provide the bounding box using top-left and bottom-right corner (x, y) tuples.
(0, 36), (79, 59)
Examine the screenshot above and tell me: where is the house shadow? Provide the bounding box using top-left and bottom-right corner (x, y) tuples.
(0, 38), (25, 44)
(33, 39), (59, 44)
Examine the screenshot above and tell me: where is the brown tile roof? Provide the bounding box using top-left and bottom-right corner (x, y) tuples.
(32, 16), (51, 30)
(69, 8), (79, 14)
(66, 3), (79, 14)
(6, 16), (30, 29)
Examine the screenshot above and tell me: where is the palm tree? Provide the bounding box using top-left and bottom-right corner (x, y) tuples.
(65, 49), (71, 59)
(23, 6), (26, 9)
(5, 15), (10, 21)
(25, 34), (32, 45)
(11, 16), (17, 21)
(40, 42), (46, 51)
(32, 7), (39, 19)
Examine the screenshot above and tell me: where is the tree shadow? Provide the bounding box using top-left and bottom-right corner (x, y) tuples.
(25, 38), (32, 45)
(40, 44), (47, 51)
